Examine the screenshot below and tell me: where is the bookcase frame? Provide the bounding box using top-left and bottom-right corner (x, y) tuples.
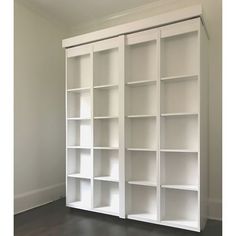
(64, 15), (208, 232)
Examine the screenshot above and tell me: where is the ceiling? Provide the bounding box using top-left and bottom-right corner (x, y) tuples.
(16, 0), (160, 28)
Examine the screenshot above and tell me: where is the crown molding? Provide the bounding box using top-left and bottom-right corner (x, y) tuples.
(69, 0), (200, 35)
(63, 4), (202, 48)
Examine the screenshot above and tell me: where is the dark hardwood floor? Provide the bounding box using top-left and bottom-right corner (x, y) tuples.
(14, 198), (222, 236)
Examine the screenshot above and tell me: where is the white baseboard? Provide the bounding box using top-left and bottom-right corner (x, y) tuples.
(208, 198), (222, 221)
(15, 187), (222, 222)
(14, 182), (65, 214)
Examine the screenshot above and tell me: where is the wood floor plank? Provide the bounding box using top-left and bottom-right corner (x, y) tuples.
(14, 198), (222, 236)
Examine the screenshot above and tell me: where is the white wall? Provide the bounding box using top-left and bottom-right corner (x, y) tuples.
(68, 0), (222, 220)
(14, 2), (67, 213)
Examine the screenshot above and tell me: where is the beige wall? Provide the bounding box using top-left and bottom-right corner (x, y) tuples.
(14, 2), (67, 213)
(14, 0), (222, 219)
(68, 0), (222, 220)
(201, 0), (222, 220)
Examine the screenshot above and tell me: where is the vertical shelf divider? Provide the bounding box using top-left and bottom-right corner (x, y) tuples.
(197, 23), (201, 230)
(65, 51), (68, 205)
(119, 35), (125, 218)
(156, 29), (161, 223)
(90, 45), (94, 209)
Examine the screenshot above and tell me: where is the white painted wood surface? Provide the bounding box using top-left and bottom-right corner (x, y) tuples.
(62, 5), (203, 48)
(64, 15), (208, 232)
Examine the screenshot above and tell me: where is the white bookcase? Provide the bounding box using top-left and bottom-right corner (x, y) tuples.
(64, 12), (208, 232)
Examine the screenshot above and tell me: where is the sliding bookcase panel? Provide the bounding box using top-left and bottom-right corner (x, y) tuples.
(67, 149), (92, 178)
(93, 180), (119, 215)
(64, 17), (208, 232)
(159, 19), (202, 232)
(67, 54), (91, 89)
(67, 178), (91, 209)
(94, 150), (119, 181)
(124, 29), (159, 224)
